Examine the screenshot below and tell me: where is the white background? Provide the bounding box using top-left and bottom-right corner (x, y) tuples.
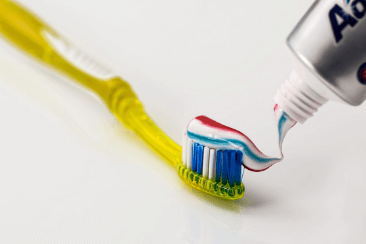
(1, 0), (366, 243)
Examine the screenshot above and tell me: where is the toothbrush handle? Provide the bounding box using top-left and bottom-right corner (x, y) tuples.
(0, 0), (47, 60)
(0, 0), (106, 92)
(0, 0), (182, 166)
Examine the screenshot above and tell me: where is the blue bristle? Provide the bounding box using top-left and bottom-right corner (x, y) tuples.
(235, 151), (243, 184)
(189, 141), (244, 185)
(215, 150), (223, 182)
(222, 150), (229, 185)
(229, 150), (236, 186)
(196, 144), (204, 175)
(192, 143), (197, 172)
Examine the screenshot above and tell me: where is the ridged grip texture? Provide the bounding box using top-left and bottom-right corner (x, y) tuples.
(103, 78), (182, 166)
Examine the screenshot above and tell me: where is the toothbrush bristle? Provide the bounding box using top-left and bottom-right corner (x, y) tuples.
(208, 149), (216, 180)
(177, 132), (245, 200)
(186, 140), (244, 183)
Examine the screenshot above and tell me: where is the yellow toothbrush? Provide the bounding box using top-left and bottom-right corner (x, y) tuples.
(0, 0), (245, 200)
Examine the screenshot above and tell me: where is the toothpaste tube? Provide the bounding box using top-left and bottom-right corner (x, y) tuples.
(275, 0), (366, 123)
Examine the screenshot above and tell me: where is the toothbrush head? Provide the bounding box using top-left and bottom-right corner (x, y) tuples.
(177, 116), (245, 200)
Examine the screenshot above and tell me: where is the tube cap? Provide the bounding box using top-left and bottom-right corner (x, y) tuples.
(274, 71), (328, 123)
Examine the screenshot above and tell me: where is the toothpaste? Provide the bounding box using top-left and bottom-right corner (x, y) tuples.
(186, 105), (296, 172)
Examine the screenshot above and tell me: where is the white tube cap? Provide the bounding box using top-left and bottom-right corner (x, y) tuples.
(274, 71), (328, 123)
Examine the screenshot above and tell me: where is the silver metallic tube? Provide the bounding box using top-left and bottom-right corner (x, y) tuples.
(275, 0), (366, 123)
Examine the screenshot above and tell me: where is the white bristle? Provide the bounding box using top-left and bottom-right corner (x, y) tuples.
(202, 147), (210, 178)
(186, 139), (193, 170)
(208, 149), (216, 180)
(182, 133), (187, 166)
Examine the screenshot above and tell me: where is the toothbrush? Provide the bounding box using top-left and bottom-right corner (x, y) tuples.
(0, 0), (297, 201)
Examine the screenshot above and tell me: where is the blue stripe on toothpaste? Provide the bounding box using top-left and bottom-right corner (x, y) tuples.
(187, 131), (279, 164)
(277, 113), (288, 142)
